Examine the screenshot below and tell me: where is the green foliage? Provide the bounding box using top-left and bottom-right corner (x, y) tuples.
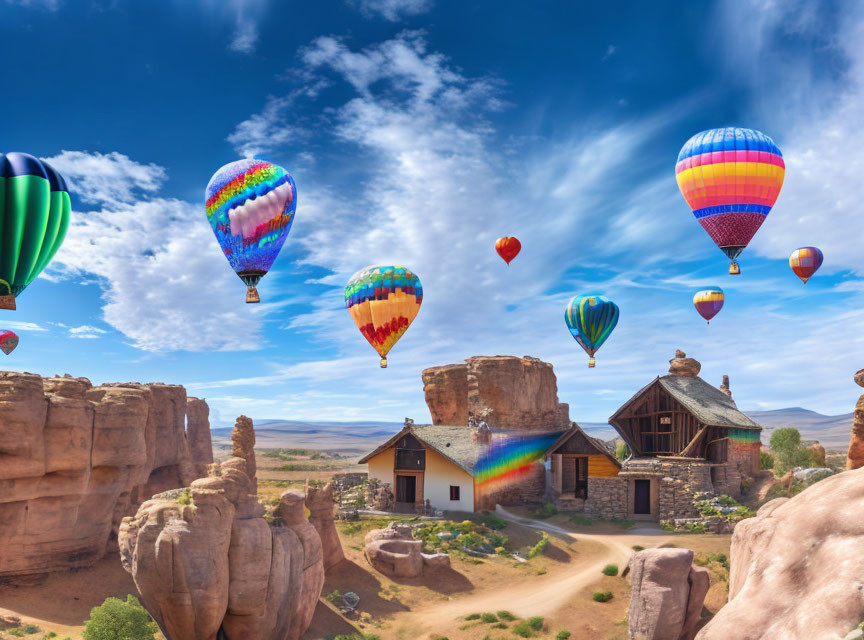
(82, 595), (158, 640)
(740, 476), (753, 493)
(759, 451), (775, 470)
(497, 610), (517, 621)
(631, 545), (645, 551)
(601, 563), (619, 576)
(614, 439), (630, 461)
(659, 520), (675, 532)
(556, 632), (571, 640)
(658, 542), (677, 548)
(512, 621), (534, 637)
(532, 503), (558, 519)
(492, 622), (508, 629)
(568, 514), (595, 526)
(527, 531), (549, 559)
(592, 591), (614, 603)
(329, 634), (380, 640)
(413, 519), (510, 555)
(480, 613), (498, 623)
(770, 427), (814, 475)
(325, 589), (342, 603)
(340, 522), (362, 535)
(176, 489), (192, 505)
(770, 427), (801, 452)
(479, 511), (507, 530)
(44, 633), (59, 639)
(8, 630), (25, 637)
(465, 613), (481, 621)
(527, 617), (544, 631)
(610, 518), (636, 529)
(693, 495), (755, 523)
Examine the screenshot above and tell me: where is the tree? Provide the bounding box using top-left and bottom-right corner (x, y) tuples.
(83, 595), (158, 640)
(769, 427), (812, 475)
(614, 439), (630, 461)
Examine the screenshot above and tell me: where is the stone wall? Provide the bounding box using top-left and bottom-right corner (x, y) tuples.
(657, 460), (713, 520)
(0, 371), (213, 583)
(584, 477), (628, 520)
(477, 462), (546, 510)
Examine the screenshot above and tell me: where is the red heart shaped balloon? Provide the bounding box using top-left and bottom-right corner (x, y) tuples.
(495, 236), (521, 265)
(0, 330), (19, 355)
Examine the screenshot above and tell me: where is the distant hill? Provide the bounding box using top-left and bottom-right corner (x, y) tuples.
(744, 407), (853, 449)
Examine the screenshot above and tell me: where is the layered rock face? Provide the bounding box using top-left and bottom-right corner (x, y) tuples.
(697, 467), (864, 639)
(847, 368), (864, 469)
(120, 416), (326, 640)
(668, 350), (701, 377)
(422, 356), (570, 430)
(0, 371), (213, 583)
(626, 548), (709, 640)
(305, 482), (345, 572)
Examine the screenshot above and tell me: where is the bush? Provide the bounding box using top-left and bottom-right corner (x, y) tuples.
(480, 613), (498, 623)
(759, 451), (774, 470)
(556, 632), (571, 640)
(497, 610), (517, 621)
(614, 439), (630, 461)
(528, 532), (549, 559)
(527, 617), (544, 631)
(176, 489), (192, 505)
(533, 503), (557, 519)
(770, 427), (813, 475)
(593, 591), (613, 603)
(492, 622), (508, 629)
(83, 595), (158, 640)
(568, 515), (595, 526)
(480, 511), (507, 530)
(465, 613), (481, 621)
(631, 545), (645, 551)
(601, 563), (619, 576)
(659, 520), (675, 532)
(512, 621), (533, 637)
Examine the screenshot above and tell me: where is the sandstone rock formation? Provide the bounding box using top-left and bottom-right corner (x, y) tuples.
(847, 368), (864, 469)
(120, 417), (325, 640)
(807, 442), (826, 467)
(305, 482), (345, 572)
(364, 522), (450, 578)
(697, 467), (864, 639)
(626, 548), (709, 640)
(0, 371), (213, 583)
(186, 397), (213, 479)
(668, 350), (701, 377)
(422, 356), (569, 430)
(719, 375), (731, 398)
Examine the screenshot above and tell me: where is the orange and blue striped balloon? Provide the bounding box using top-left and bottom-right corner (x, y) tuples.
(564, 294), (619, 368)
(789, 247), (823, 284)
(676, 128), (785, 273)
(693, 287), (724, 324)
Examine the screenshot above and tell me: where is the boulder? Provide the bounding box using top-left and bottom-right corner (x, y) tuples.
(305, 482), (345, 572)
(696, 467), (864, 639)
(120, 417), (325, 640)
(847, 369), (864, 470)
(668, 350), (701, 378)
(421, 363), (469, 425)
(364, 522), (449, 578)
(807, 442), (826, 467)
(0, 371), (213, 583)
(627, 548), (708, 640)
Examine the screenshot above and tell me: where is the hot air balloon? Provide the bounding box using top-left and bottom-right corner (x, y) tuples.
(345, 265), (422, 368)
(789, 247), (823, 284)
(0, 153), (71, 310)
(676, 127), (785, 274)
(205, 159), (297, 303)
(693, 287), (724, 324)
(0, 330), (18, 355)
(495, 237), (521, 265)
(564, 294), (619, 368)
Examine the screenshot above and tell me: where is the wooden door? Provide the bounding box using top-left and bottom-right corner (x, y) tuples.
(396, 474), (416, 505)
(574, 457), (588, 499)
(634, 479), (651, 515)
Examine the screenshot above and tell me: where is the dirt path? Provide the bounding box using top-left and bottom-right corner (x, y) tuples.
(410, 508), (670, 624)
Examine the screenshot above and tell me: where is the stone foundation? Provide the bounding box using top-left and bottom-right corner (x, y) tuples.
(584, 477), (628, 520)
(477, 462), (546, 510)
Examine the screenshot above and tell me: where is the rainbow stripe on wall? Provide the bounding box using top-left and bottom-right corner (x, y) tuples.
(729, 428), (761, 454)
(475, 432), (560, 492)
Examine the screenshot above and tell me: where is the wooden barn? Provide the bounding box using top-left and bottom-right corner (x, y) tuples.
(545, 425), (621, 508)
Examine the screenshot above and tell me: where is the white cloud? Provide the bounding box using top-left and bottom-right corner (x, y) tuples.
(0, 321), (48, 333)
(353, 0), (433, 21)
(229, 16), (258, 54)
(67, 325), (107, 339)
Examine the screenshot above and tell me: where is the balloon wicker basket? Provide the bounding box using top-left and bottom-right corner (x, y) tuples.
(246, 286), (260, 304)
(380, 357), (388, 369)
(729, 261), (740, 275)
(588, 357), (596, 368)
(0, 295), (15, 311)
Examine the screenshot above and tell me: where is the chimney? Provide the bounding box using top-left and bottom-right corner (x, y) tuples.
(474, 423), (492, 445)
(668, 349), (701, 377)
(720, 375), (731, 398)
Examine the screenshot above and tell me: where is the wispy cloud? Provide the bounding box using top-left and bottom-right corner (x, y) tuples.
(67, 325), (107, 339)
(229, 16), (259, 54)
(352, 0), (433, 22)
(0, 321), (48, 333)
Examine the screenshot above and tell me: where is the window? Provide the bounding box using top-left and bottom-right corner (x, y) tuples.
(449, 485), (460, 501)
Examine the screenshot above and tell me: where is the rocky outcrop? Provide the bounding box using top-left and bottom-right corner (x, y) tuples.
(697, 467), (864, 639)
(668, 350), (701, 377)
(120, 417), (325, 640)
(305, 482), (345, 572)
(364, 522), (450, 578)
(807, 442), (826, 467)
(626, 548), (709, 640)
(186, 397), (213, 479)
(422, 356), (569, 430)
(0, 371), (212, 583)
(719, 375), (731, 398)
(847, 369), (864, 470)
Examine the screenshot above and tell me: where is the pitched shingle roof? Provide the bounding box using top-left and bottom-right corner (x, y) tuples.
(657, 375), (761, 429)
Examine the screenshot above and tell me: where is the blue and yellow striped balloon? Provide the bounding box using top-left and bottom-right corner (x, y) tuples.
(564, 294), (619, 368)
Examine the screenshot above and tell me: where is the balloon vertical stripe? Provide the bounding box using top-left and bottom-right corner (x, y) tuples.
(565, 294), (619, 367)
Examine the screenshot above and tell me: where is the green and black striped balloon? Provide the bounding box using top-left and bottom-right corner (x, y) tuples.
(0, 152), (71, 308)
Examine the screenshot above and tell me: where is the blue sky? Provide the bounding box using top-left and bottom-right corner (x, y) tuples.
(1, 0), (863, 425)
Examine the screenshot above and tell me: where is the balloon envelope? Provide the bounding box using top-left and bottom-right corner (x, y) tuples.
(0, 330), (19, 355)
(0, 153), (72, 309)
(676, 128), (784, 272)
(564, 294), (619, 367)
(205, 159), (297, 302)
(495, 237), (521, 265)
(345, 265), (422, 368)
(789, 247), (823, 283)
(693, 287), (724, 323)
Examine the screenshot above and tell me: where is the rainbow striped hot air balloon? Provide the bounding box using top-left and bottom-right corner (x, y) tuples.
(0, 153), (72, 310)
(693, 287), (724, 324)
(345, 265), (422, 368)
(676, 128), (785, 274)
(564, 294), (619, 368)
(789, 246), (823, 284)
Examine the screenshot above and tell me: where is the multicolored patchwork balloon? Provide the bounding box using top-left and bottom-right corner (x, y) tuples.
(676, 128), (785, 274)
(495, 236), (521, 265)
(345, 265), (422, 368)
(205, 159), (297, 303)
(0, 330), (18, 355)
(0, 153), (72, 310)
(789, 246), (823, 284)
(693, 287), (724, 324)
(564, 294), (619, 368)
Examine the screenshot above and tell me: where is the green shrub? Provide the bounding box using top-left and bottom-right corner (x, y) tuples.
(659, 542), (676, 548)
(83, 595), (158, 640)
(497, 610), (517, 621)
(527, 617), (544, 631)
(8, 630), (25, 638)
(481, 613), (498, 623)
(176, 489), (192, 506)
(593, 591), (613, 603)
(492, 622), (508, 629)
(528, 532), (549, 559)
(614, 439), (630, 461)
(480, 511), (507, 530)
(512, 621), (533, 637)
(601, 563), (619, 576)
(770, 428), (813, 475)
(631, 545), (645, 551)
(759, 451), (774, 470)
(568, 515), (595, 526)
(465, 613), (481, 621)
(556, 632), (571, 640)
(659, 520), (675, 532)
(325, 589), (342, 603)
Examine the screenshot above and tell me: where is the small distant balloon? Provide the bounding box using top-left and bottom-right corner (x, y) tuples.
(789, 247), (823, 284)
(495, 237), (521, 265)
(564, 294), (619, 368)
(693, 287), (724, 324)
(205, 159), (297, 303)
(345, 265), (422, 368)
(676, 127), (785, 274)
(0, 330), (19, 355)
